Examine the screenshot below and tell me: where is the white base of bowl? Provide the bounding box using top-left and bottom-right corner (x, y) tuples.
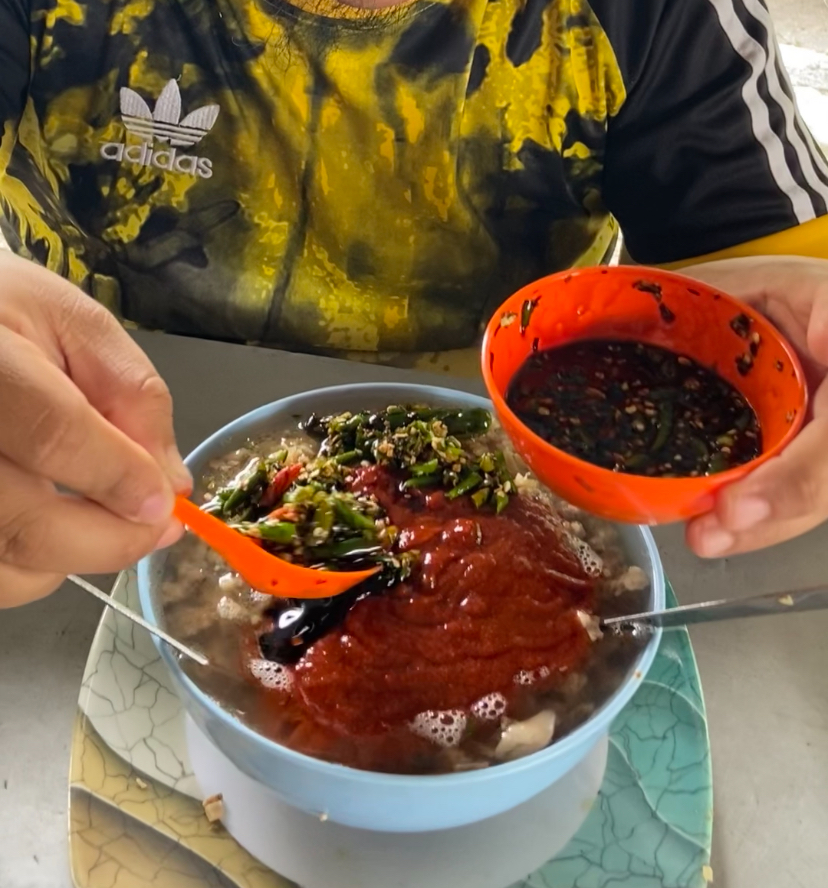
(186, 717), (608, 888)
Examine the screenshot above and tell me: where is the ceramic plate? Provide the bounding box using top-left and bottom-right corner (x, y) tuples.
(69, 569), (712, 888)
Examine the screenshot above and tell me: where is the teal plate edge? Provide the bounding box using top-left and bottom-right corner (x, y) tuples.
(513, 581), (713, 888)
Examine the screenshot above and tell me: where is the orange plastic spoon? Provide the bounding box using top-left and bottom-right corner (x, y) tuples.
(173, 496), (379, 599)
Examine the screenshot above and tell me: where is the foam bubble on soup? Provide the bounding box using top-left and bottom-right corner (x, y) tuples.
(409, 710), (468, 748)
(571, 539), (603, 577)
(471, 692), (508, 721)
(247, 590), (273, 608)
(514, 666), (551, 686)
(249, 659), (293, 693)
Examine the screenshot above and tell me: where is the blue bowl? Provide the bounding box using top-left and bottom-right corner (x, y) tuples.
(138, 383), (665, 833)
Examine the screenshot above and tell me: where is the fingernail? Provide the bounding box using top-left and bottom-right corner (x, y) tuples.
(136, 492), (173, 524)
(155, 520), (184, 551)
(166, 446), (193, 493)
(729, 496), (771, 532)
(699, 527), (735, 557)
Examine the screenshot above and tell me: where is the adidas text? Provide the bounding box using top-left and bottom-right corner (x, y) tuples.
(100, 142), (213, 179)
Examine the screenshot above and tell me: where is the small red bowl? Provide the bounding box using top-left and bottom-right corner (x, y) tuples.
(481, 265), (808, 525)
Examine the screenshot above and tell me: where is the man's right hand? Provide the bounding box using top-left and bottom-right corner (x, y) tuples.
(0, 252), (191, 608)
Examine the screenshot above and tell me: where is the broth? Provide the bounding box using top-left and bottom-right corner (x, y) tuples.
(159, 406), (650, 774)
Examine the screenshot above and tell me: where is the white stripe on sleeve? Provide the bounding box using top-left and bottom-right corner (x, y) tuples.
(741, 0), (828, 197)
(705, 0), (818, 222)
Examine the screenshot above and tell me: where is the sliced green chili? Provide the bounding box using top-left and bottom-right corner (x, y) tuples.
(334, 499), (377, 533)
(410, 458), (440, 476)
(257, 521), (297, 544)
(471, 488), (491, 508)
(334, 450), (361, 465)
(651, 402), (674, 452)
(314, 499), (335, 536)
(446, 472), (483, 500)
(403, 474), (441, 489)
(708, 453), (730, 474)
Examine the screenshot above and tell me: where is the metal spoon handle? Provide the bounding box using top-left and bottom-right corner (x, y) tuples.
(67, 574), (209, 666)
(602, 584), (828, 631)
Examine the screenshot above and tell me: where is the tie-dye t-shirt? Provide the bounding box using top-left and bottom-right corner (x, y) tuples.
(0, 0), (826, 362)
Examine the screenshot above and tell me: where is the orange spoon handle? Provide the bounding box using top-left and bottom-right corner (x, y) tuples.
(173, 496), (378, 599)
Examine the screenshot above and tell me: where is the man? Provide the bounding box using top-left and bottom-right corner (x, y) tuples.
(0, 0), (827, 606)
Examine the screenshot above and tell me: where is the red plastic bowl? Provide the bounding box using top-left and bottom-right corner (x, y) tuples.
(481, 266), (808, 525)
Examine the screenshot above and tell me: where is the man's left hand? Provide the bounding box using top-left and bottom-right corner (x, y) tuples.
(681, 255), (828, 557)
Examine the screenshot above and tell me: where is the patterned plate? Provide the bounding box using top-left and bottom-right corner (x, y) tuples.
(69, 570), (712, 888)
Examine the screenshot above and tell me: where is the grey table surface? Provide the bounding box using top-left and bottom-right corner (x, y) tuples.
(1, 330), (827, 888)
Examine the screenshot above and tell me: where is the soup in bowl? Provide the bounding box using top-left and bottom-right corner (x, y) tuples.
(138, 383), (665, 832)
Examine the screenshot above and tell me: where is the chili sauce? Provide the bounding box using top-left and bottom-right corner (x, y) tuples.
(506, 339), (761, 477)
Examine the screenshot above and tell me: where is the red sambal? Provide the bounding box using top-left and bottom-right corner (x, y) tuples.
(247, 466), (598, 772)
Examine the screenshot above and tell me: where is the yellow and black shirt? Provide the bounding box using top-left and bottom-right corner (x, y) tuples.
(1, 0), (827, 368)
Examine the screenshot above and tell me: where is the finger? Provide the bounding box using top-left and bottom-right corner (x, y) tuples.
(688, 420), (828, 559)
(53, 296), (192, 492)
(111, 375), (193, 495)
(720, 395), (828, 525)
(0, 455), (184, 573)
(0, 253), (190, 491)
(0, 326), (177, 524)
(682, 257), (828, 363)
(805, 286), (828, 366)
(722, 423), (828, 529)
(686, 510), (821, 558)
(680, 255), (825, 298)
(0, 562), (64, 609)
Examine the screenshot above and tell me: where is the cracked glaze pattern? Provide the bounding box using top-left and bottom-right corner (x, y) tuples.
(70, 569), (712, 888)
(69, 722), (290, 888)
(78, 570), (198, 799)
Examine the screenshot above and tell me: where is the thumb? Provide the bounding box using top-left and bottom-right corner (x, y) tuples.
(682, 255), (828, 371)
(679, 255), (825, 296)
(805, 287), (828, 367)
(12, 257), (193, 493)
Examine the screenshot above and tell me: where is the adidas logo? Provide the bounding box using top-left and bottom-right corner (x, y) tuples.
(100, 80), (219, 179)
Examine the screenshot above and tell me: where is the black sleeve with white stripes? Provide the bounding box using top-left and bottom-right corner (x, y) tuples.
(592, 0), (828, 264)
(0, 0), (29, 145)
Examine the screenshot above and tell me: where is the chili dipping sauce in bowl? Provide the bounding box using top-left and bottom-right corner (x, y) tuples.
(482, 266), (808, 525)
